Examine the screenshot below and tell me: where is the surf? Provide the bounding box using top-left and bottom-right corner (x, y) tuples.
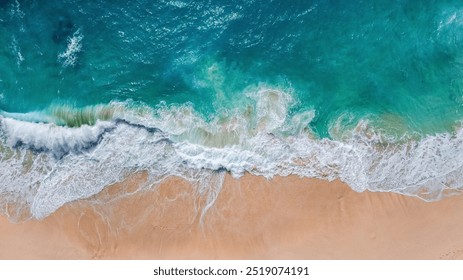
(0, 88), (462, 221)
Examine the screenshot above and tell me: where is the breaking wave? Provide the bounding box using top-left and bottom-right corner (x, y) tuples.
(0, 88), (462, 220)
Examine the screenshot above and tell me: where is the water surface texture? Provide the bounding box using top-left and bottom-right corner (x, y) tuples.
(1, 0), (463, 220)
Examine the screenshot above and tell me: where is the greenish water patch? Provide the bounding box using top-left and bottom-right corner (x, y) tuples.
(49, 104), (115, 127)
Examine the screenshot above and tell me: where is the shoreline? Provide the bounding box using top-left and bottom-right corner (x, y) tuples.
(1, 174), (463, 259)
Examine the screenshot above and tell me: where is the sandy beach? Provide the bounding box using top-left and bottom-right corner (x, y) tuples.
(1, 174), (463, 260)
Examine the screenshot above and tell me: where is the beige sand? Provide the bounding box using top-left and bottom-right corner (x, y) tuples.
(0, 174), (463, 259)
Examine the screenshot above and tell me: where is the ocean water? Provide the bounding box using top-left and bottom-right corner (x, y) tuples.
(1, 0), (463, 220)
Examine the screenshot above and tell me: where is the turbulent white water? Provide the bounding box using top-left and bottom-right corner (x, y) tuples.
(1, 88), (462, 220)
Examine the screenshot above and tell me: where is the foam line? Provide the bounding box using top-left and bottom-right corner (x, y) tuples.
(0, 89), (462, 220)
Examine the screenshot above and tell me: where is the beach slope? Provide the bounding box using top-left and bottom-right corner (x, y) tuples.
(1, 175), (462, 259)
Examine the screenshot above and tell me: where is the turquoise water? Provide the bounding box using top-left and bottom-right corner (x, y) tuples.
(1, 0), (463, 220)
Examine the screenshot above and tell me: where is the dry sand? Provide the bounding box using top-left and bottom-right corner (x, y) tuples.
(1, 174), (463, 259)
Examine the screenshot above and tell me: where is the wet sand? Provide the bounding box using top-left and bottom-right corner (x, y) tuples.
(1, 174), (463, 259)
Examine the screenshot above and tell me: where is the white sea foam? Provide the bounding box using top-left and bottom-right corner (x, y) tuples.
(1, 118), (115, 158)
(437, 8), (463, 33)
(58, 29), (83, 67)
(1, 88), (463, 220)
(8, 0), (25, 19)
(10, 37), (24, 66)
(164, 0), (188, 9)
